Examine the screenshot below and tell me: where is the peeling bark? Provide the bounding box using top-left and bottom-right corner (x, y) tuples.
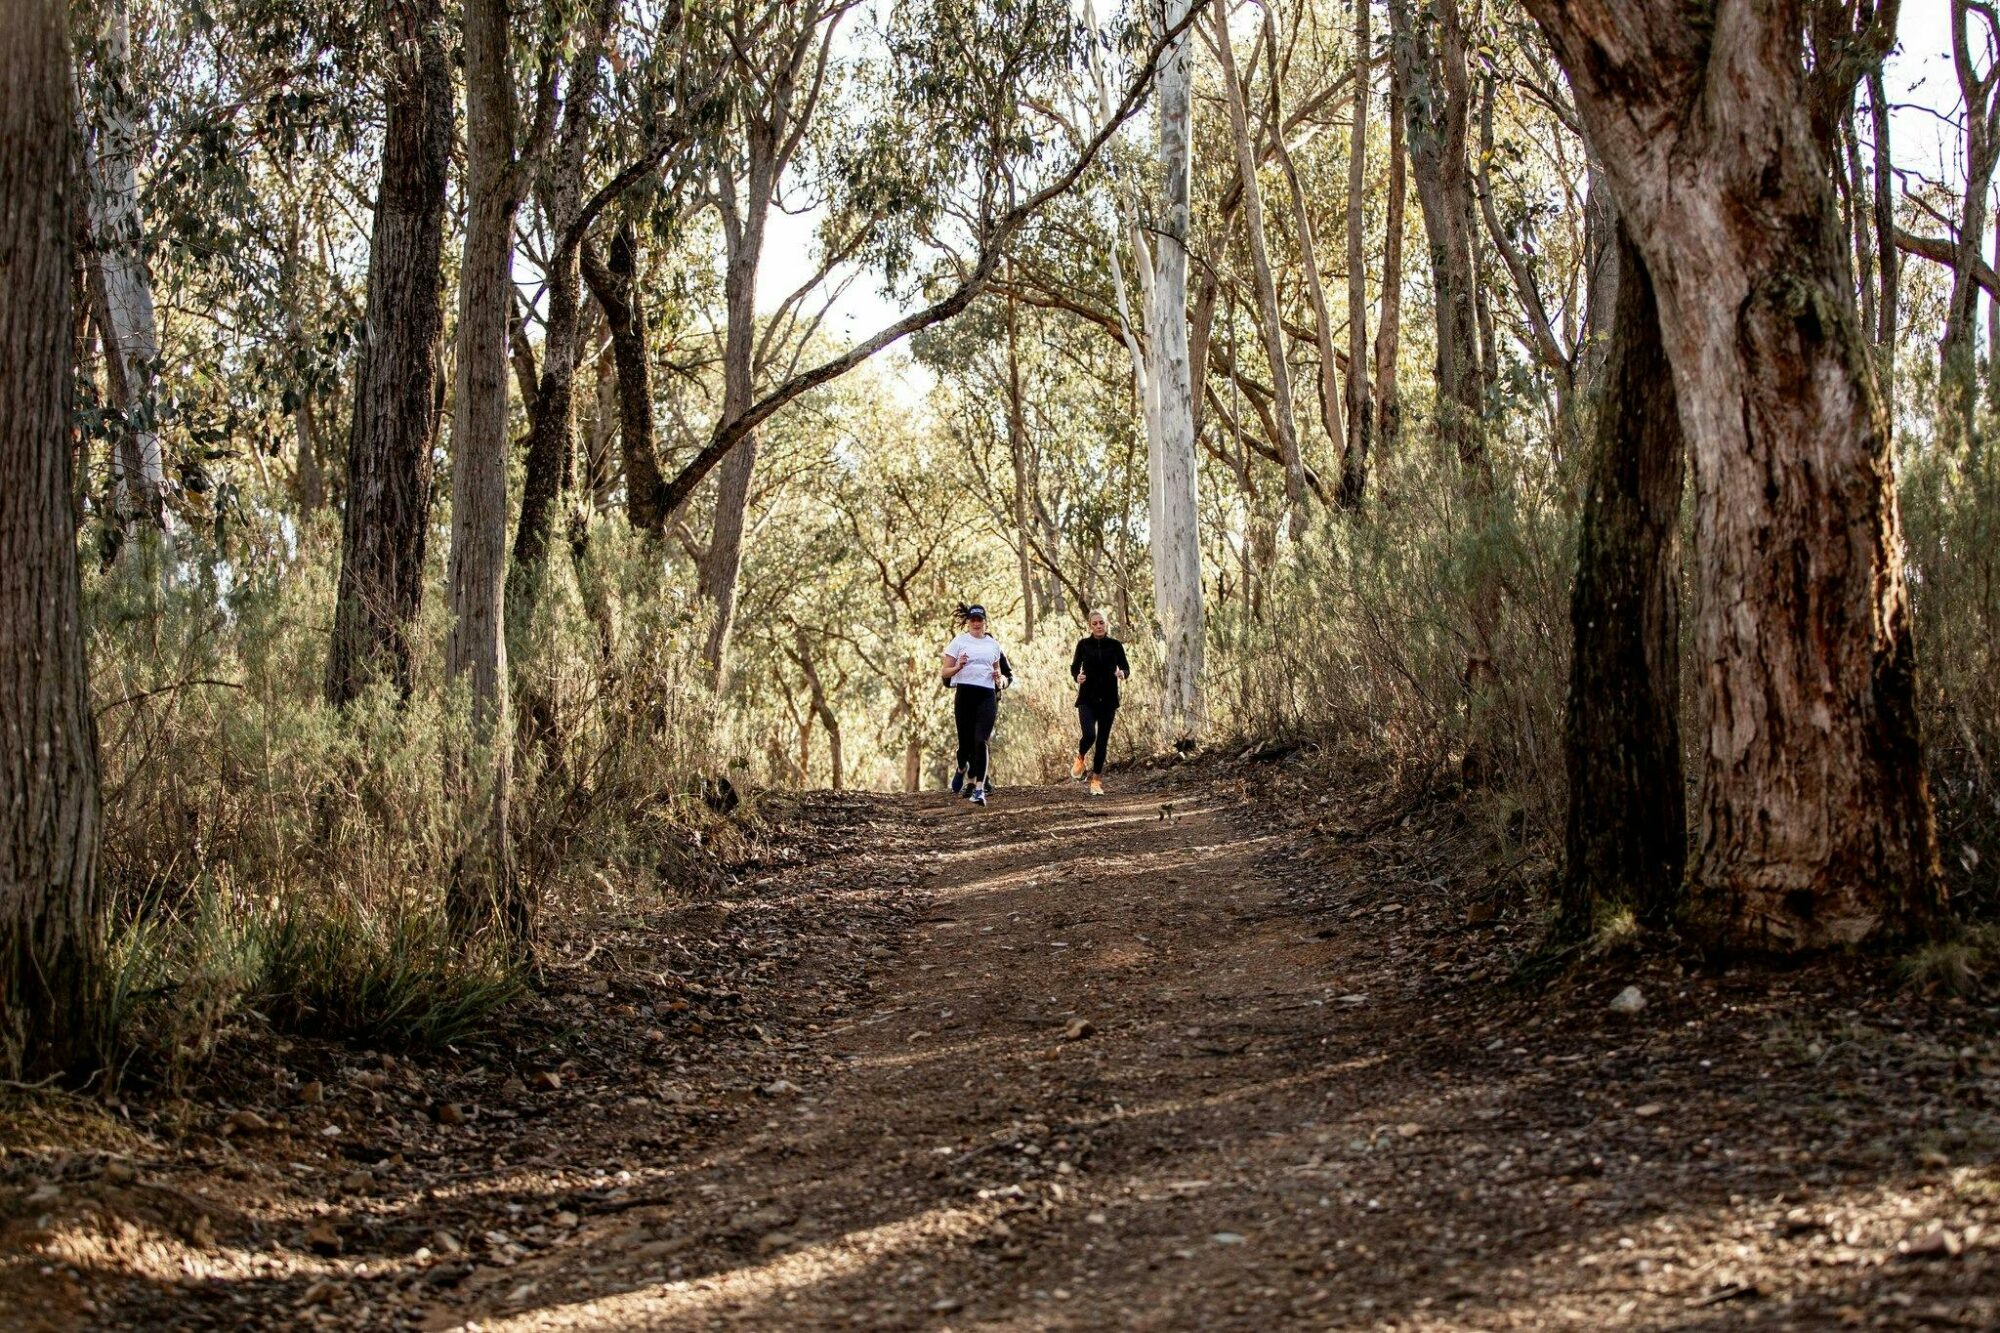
(1526, 0), (1943, 951)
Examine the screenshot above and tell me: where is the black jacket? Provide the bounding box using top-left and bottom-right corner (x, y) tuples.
(1070, 636), (1129, 707)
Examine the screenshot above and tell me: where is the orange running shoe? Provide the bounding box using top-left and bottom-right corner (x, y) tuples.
(1089, 776), (1104, 797)
(1072, 753), (1087, 779)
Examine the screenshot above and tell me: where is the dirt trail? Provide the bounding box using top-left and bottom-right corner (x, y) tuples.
(437, 774), (1334, 1330)
(420, 769), (1998, 1331)
(6, 764), (1997, 1330)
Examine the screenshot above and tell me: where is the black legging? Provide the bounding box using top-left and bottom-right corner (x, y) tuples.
(1077, 700), (1117, 774)
(954, 685), (998, 785)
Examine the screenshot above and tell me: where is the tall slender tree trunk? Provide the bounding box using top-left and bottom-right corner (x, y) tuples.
(1389, 0), (1499, 782)
(326, 0), (451, 706)
(583, 321), (618, 509)
(1527, 0), (1943, 952)
(1846, 119), (1877, 345)
(1149, 0), (1206, 739)
(1, 0), (105, 1080)
(1558, 223), (1685, 941)
(446, 0), (524, 930)
(1372, 69), (1405, 456)
(1212, 0), (1310, 532)
(1263, 9), (1346, 511)
(581, 222), (666, 533)
(1990, 211), (2000, 415)
(294, 397), (325, 512)
(1944, 1), (2000, 452)
(81, 0), (167, 535)
(1579, 152), (1619, 389)
(792, 626), (842, 790)
(1005, 288), (1039, 641)
(698, 148), (773, 678)
(1866, 68), (1897, 376)
(1338, 0), (1373, 507)
(511, 0), (614, 610)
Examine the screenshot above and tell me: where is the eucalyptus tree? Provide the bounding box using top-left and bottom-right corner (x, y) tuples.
(79, 0), (168, 538)
(1147, 0), (1207, 738)
(1337, 0), (1373, 506)
(1527, 0), (1942, 952)
(1209, 0), (1311, 532)
(510, 0), (719, 591)
(326, 0), (451, 706)
(1388, 0), (1501, 782)
(692, 0), (857, 679)
(446, 0), (558, 929)
(642, 0), (1198, 603)
(1, 0), (104, 1080)
(580, 220), (668, 532)
(1372, 67), (1405, 456)
(1941, 0), (2000, 442)
(510, 0), (621, 609)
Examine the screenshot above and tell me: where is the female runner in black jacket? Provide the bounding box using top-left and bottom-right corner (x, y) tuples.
(1069, 610), (1129, 796)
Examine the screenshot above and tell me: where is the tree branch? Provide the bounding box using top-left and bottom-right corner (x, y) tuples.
(654, 3), (1203, 520)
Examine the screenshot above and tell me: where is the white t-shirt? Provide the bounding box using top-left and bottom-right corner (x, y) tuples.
(946, 632), (1007, 689)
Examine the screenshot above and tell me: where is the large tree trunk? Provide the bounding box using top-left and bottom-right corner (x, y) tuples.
(326, 0), (451, 706)
(1389, 0), (1499, 782)
(1, 0), (105, 1080)
(1558, 224), (1685, 940)
(81, 0), (167, 535)
(1527, 0), (1943, 952)
(581, 222), (666, 534)
(1337, 0), (1372, 509)
(1372, 68), (1406, 457)
(446, 0), (523, 931)
(1148, 0), (1206, 739)
(1212, 0), (1310, 532)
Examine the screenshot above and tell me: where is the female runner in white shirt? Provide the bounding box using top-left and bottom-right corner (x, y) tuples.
(939, 603), (1013, 805)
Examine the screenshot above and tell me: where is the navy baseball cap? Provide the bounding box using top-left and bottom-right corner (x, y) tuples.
(966, 604), (987, 618)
